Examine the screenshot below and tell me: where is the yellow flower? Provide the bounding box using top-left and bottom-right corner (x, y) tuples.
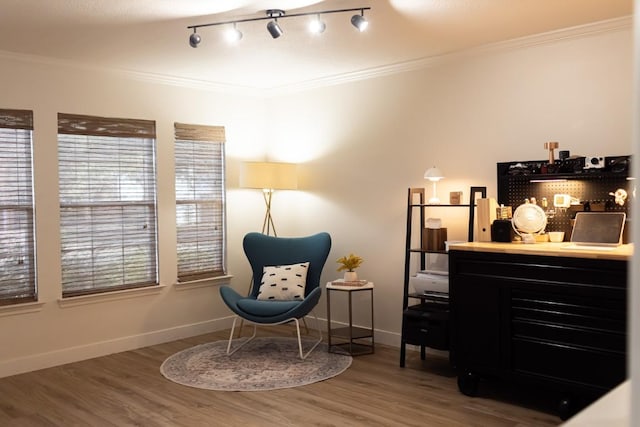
(336, 253), (363, 272)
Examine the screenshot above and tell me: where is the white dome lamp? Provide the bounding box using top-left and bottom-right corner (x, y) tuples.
(424, 167), (444, 204)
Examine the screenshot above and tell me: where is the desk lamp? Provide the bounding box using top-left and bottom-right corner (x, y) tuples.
(424, 167), (444, 204)
(239, 161), (297, 236)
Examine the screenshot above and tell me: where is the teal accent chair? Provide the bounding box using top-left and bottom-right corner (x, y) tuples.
(219, 232), (332, 359)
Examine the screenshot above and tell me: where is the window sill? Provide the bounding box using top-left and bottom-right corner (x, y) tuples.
(175, 274), (233, 290)
(58, 284), (166, 308)
(0, 301), (46, 317)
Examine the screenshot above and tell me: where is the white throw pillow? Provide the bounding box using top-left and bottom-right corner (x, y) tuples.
(257, 262), (309, 301)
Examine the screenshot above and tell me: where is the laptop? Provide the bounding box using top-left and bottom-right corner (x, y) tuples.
(567, 212), (626, 249)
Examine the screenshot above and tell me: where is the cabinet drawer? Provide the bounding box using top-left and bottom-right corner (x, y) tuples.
(512, 320), (626, 352)
(512, 338), (625, 390)
(403, 307), (449, 350)
(512, 291), (625, 333)
(453, 254), (626, 293)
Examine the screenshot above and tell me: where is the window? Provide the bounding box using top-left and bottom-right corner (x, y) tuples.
(58, 114), (158, 297)
(0, 109), (36, 305)
(174, 123), (226, 282)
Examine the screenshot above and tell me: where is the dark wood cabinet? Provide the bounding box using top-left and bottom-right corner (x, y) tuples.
(449, 247), (628, 418)
(450, 275), (502, 372)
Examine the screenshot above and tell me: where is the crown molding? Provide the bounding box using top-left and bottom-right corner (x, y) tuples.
(110, 69), (263, 97)
(0, 50), (262, 97)
(0, 16), (631, 96)
(267, 15), (632, 95)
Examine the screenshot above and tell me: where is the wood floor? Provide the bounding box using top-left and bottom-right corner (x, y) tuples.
(0, 327), (561, 426)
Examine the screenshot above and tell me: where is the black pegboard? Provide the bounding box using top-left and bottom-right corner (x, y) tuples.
(497, 156), (632, 240)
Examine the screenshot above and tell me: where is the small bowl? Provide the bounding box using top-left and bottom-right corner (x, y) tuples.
(548, 231), (565, 243)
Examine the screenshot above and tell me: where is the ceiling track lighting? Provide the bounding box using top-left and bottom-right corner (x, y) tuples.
(225, 22), (243, 42)
(189, 30), (201, 48)
(309, 14), (326, 34)
(266, 9), (284, 39)
(351, 9), (369, 32)
(187, 6), (371, 46)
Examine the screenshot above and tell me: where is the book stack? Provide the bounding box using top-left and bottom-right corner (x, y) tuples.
(331, 278), (369, 287)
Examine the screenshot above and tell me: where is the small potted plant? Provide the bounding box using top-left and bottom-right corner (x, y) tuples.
(336, 253), (363, 282)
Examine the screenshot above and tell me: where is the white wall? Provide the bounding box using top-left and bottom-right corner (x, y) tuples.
(266, 25), (633, 338)
(0, 20), (634, 377)
(0, 58), (268, 377)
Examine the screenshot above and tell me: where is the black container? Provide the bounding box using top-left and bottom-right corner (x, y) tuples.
(403, 303), (450, 350)
(491, 219), (515, 242)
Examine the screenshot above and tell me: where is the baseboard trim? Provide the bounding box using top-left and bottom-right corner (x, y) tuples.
(0, 317), (234, 379)
(0, 316), (408, 379)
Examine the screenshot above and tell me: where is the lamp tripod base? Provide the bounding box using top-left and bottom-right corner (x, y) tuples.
(262, 189), (277, 236)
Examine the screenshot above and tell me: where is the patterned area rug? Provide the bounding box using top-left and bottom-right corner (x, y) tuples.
(160, 337), (352, 391)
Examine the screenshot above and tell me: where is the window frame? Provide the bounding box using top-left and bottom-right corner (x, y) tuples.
(57, 113), (158, 298)
(174, 122), (226, 283)
(0, 109), (37, 305)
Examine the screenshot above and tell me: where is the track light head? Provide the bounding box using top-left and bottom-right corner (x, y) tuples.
(225, 23), (243, 43)
(309, 15), (326, 34)
(351, 10), (368, 32)
(189, 31), (201, 48)
(266, 9), (285, 38)
(267, 20), (283, 38)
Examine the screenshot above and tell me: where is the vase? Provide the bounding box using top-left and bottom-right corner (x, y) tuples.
(343, 271), (358, 282)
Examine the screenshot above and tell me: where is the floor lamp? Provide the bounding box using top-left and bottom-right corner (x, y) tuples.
(239, 161), (298, 236)
(238, 161), (298, 336)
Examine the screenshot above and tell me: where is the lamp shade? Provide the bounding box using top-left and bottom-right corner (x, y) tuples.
(240, 161), (298, 190)
(424, 167), (444, 181)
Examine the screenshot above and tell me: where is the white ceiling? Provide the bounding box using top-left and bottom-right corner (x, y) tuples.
(0, 0), (632, 90)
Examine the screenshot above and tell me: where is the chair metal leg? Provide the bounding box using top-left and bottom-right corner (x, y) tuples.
(226, 313), (322, 360)
(235, 320), (244, 338)
(226, 317), (257, 356)
(237, 274), (255, 338)
(295, 311), (323, 360)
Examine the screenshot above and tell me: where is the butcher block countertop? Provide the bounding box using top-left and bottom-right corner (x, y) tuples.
(448, 241), (633, 261)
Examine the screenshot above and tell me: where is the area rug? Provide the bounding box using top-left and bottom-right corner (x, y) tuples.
(160, 337), (352, 391)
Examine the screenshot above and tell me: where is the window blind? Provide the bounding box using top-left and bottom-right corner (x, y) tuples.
(174, 122), (226, 282)
(58, 113), (158, 297)
(0, 109), (36, 305)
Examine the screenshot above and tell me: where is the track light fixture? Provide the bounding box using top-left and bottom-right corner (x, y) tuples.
(351, 9), (369, 32)
(187, 6), (371, 46)
(189, 30), (201, 48)
(225, 23), (243, 42)
(267, 20), (283, 38)
(266, 9), (284, 39)
(309, 14), (326, 34)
